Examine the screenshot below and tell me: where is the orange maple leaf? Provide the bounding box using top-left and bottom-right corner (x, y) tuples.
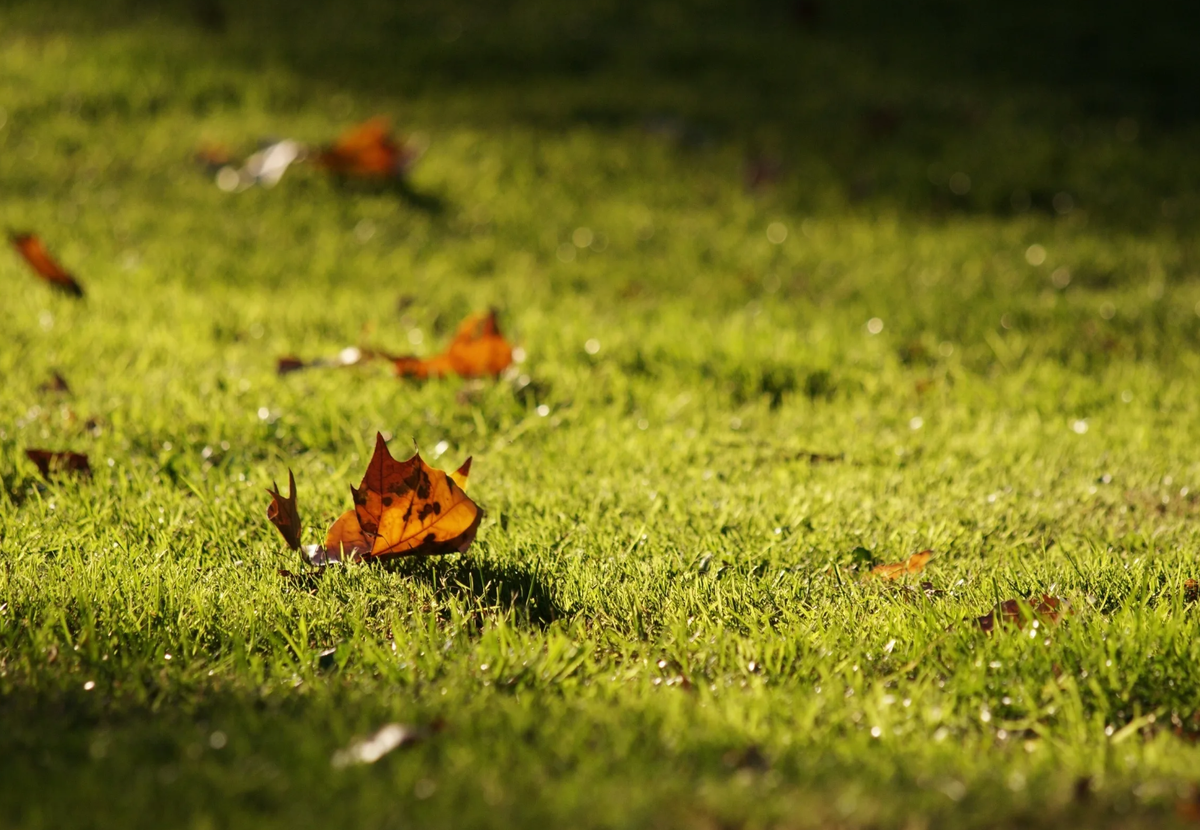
(313, 117), (417, 179)
(324, 433), (480, 562)
(867, 549), (932, 580)
(394, 310), (514, 380)
(9, 233), (85, 297)
(267, 434), (481, 566)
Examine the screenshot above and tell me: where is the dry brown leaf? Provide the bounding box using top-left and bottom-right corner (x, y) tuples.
(393, 310), (514, 380)
(976, 595), (1068, 633)
(38, 372), (71, 394)
(868, 550), (932, 580)
(9, 233), (84, 297)
(313, 117), (418, 179)
(25, 449), (91, 479)
(266, 470), (302, 550)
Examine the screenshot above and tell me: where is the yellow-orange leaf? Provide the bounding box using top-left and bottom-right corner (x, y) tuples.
(266, 470), (302, 551)
(394, 310), (514, 380)
(869, 549), (932, 580)
(323, 433), (480, 562)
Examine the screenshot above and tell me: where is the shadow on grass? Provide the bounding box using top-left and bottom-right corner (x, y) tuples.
(390, 554), (565, 628)
(330, 176), (448, 215)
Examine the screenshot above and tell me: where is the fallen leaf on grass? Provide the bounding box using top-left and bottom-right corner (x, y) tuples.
(393, 310), (513, 380)
(314, 117), (419, 180)
(9, 233), (84, 297)
(868, 550), (932, 580)
(1185, 579), (1199, 603)
(331, 721), (439, 767)
(266, 470), (302, 550)
(324, 433), (480, 562)
(977, 595), (1068, 633)
(38, 372), (71, 394)
(268, 433), (481, 568)
(25, 449), (91, 479)
(194, 141), (233, 173)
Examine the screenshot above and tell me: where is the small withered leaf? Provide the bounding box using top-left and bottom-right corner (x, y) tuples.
(25, 449), (91, 479)
(394, 309), (514, 380)
(868, 549), (932, 580)
(276, 356), (308, 375)
(313, 117), (418, 180)
(9, 232), (85, 297)
(976, 595), (1069, 633)
(38, 372), (72, 394)
(266, 470), (303, 550)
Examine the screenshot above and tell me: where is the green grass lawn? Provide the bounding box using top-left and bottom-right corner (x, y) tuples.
(3, 1), (1200, 827)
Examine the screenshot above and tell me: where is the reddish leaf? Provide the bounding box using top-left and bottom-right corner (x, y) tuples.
(1185, 579), (1199, 603)
(393, 310), (514, 380)
(25, 449), (91, 479)
(266, 470), (303, 550)
(9, 233), (84, 297)
(977, 595), (1068, 633)
(313, 118), (418, 179)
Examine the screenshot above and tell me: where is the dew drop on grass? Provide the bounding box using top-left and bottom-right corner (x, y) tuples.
(584, 338), (600, 355)
(1025, 244), (1047, 266)
(866, 317), (884, 334)
(766, 222), (788, 244)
